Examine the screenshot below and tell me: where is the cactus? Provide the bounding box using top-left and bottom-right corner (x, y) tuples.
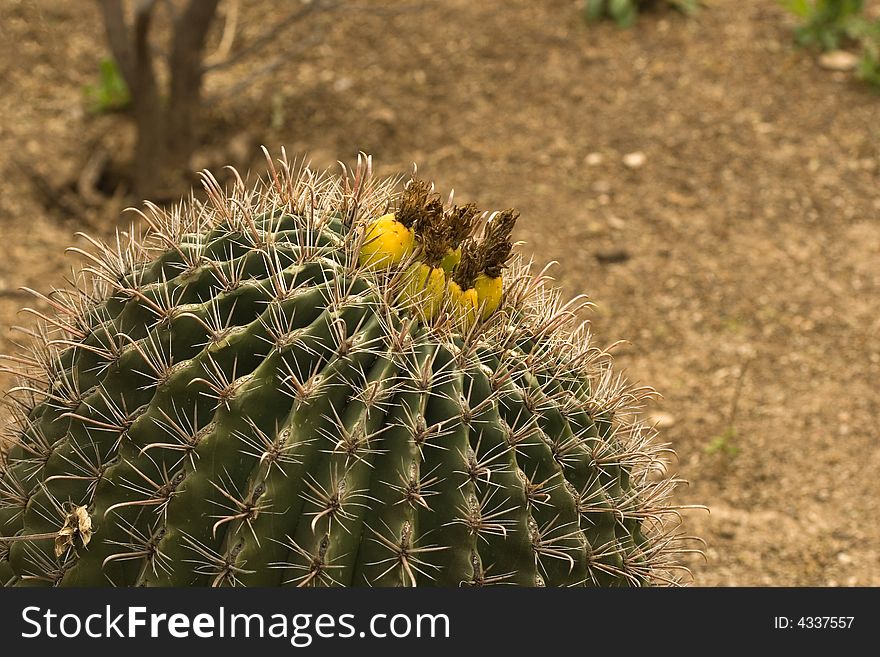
(0, 151), (693, 587)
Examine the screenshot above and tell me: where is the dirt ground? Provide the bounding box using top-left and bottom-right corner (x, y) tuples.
(1, 0), (878, 586)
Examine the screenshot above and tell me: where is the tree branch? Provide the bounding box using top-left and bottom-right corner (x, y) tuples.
(131, 0), (160, 105)
(164, 0), (220, 170)
(204, 0), (240, 68)
(205, 28), (326, 104)
(203, 0), (341, 73)
(171, 0), (221, 60)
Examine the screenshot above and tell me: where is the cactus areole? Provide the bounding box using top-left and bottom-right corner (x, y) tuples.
(0, 152), (691, 587)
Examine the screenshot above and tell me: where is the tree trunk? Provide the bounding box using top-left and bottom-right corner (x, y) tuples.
(97, 0), (219, 202)
(162, 0), (220, 195)
(130, 2), (166, 200)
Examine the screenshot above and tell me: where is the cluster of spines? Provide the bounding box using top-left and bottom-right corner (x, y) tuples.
(0, 149), (697, 587)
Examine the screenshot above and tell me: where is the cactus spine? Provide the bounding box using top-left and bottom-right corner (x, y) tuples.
(0, 151), (692, 586)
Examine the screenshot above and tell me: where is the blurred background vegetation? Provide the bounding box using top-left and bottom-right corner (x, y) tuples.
(0, 0), (878, 585)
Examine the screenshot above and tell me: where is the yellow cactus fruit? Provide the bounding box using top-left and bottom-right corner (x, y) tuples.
(473, 273), (503, 320)
(401, 262), (446, 320)
(448, 280), (480, 330)
(439, 247), (461, 274)
(358, 213), (415, 269)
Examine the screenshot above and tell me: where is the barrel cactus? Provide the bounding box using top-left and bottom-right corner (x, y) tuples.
(0, 151), (692, 587)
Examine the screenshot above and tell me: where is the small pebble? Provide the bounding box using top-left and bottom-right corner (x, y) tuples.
(818, 50), (858, 72)
(607, 215), (626, 231)
(623, 151), (646, 169)
(647, 412), (676, 429)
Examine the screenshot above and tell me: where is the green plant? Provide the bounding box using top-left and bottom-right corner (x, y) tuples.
(781, 1), (880, 89)
(83, 57), (131, 114)
(780, 0), (864, 50)
(851, 18), (880, 87)
(0, 153), (693, 587)
(857, 43), (880, 86)
(583, 0), (700, 27)
(705, 427), (739, 458)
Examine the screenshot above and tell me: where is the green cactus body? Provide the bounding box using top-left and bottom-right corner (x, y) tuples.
(0, 154), (691, 587)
